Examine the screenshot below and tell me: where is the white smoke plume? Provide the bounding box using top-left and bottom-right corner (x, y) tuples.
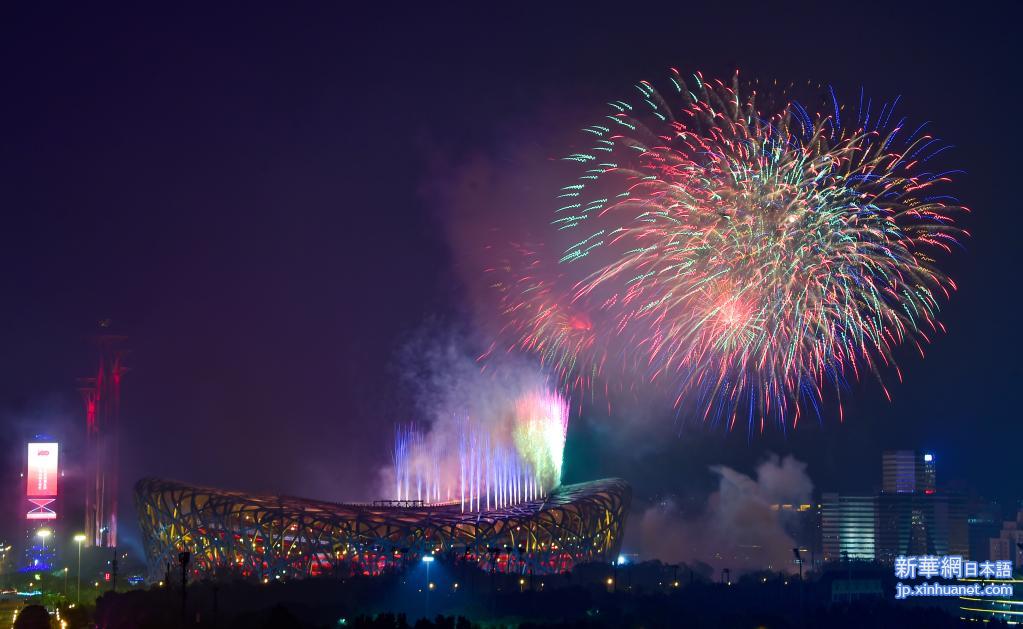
(378, 329), (568, 510)
(633, 455), (813, 575)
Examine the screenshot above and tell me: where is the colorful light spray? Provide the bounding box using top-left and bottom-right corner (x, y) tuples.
(393, 388), (569, 511)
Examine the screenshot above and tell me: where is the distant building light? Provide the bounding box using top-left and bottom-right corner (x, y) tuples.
(924, 453), (933, 462)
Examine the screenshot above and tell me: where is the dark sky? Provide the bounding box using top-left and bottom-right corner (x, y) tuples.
(1, 3), (1020, 547)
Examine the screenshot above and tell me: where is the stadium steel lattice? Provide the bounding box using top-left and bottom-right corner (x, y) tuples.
(135, 477), (630, 580)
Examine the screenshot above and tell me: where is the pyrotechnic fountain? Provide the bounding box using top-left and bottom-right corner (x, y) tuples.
(392, 388), (569, 511)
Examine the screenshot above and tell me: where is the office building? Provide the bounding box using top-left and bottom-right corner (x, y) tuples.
(822, 493), (876, 562)
(822, 450), (967, 565)
(882, 450), (936, 495)
(990, 510), (1023, 568)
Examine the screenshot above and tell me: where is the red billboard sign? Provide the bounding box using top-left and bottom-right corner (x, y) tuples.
(26, 442), (58, 520)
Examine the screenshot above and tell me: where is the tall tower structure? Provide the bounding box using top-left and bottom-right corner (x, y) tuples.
(876, 450), (964, 563)
(881, 450), (936, 494)
(79, 334), (127, 548)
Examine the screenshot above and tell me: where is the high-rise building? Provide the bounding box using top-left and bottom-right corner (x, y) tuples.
(938, 493), (970, 557)
(876, 492), (968, 563)
(23, 439), (60, 571)
(882, 450), (936, 494)
(79, 335), (127, 548)
(967, 501), (1002, 562)
(875, 450), (965, 563)
(990, 510), (1023, 568)
(822, 450), (967, 565)
(821, 493), (876, 562)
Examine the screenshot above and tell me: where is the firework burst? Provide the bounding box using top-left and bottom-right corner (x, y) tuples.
(499, 69), (966, 431)
(488, 243), (608, 394)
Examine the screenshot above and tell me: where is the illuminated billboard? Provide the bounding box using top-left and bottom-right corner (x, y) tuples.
(26, 442), (58, 520)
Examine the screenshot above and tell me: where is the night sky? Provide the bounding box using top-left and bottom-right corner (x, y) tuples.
(1, 4), (1020, 548)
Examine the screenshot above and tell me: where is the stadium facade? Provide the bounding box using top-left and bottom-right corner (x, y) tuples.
(135, 477), (630, 581)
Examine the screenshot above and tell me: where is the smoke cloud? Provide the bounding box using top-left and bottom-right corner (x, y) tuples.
(632, 455), (813, 575)
(378, 327), (568, 507)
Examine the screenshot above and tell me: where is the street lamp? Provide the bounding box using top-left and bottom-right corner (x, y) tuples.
(422, 555), (434, 619)
(35, 529), (52, 571)
(792, 548), (805, 617)
(35, 528), (51, 552)
(74, 534), (86, 603)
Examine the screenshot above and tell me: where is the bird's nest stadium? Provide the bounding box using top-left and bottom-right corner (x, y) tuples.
(135, 478), (630, 580)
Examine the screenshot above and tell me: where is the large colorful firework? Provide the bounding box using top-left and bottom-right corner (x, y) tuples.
(497, 70), (966, 431)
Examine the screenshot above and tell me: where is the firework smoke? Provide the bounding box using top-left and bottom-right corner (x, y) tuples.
(633, 455), (813, 575)
(385, 332), (568, 511)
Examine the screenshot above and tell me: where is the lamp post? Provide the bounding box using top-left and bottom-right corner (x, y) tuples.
(792, 548), (804, 618)
(35, 528), (51, 548)
(422, 555), (434, 620)
(0, 545), (10, 590)
(74, 534), (86, 603)
(32, 529), (51, 594)
(35, 529), (52, 573)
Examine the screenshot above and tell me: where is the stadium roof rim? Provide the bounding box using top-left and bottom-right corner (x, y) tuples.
(135, 476), (631, 579)
(134, 476), (630, 515)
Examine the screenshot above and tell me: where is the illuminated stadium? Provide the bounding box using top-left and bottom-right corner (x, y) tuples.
(135, 477), (630, 580)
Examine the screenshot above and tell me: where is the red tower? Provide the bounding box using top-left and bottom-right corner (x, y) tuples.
(79, 335), (127, 548)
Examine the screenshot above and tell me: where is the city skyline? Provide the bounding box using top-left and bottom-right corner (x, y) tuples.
(1, 4), (1022, 626)
(1, 0), (1021, 591)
